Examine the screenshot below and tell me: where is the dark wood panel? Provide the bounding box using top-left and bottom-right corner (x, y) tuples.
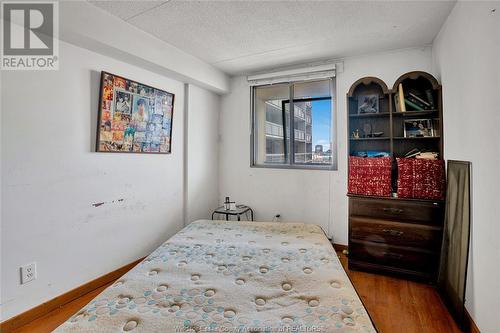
(350, 240), (438, 275)
(349, 197), (443, 225)
(350, 216), (442, 249)
(348, 258), (434, 282)
(348, 193), (443, 203)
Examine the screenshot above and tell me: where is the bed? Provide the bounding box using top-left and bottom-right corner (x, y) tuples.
(56, 220), (376, 332)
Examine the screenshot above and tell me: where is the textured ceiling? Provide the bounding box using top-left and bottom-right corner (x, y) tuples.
(89, 1), (455, 75)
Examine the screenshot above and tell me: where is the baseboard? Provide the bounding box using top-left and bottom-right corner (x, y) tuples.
(332, 243), (348, 252)
(0, 257), (144, 333)
(464, 308), (481, 333)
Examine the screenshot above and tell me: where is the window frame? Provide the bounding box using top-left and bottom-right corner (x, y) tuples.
(250, 78), (338, 171)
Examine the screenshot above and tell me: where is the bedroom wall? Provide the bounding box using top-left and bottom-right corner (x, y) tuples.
(185, 85), (221, 225)
(219, 46), (434, 243)
(0, 39), (219, 321)
(432, 2), (500, 332)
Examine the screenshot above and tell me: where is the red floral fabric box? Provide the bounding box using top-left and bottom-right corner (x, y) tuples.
(348, 157), (392, 197)
(397, 158), (445, 200)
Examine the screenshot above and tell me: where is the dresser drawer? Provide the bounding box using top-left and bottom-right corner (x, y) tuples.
(350, 240), (437, 273)
(349, 197), (443, 225)
(350, 216), (442, 249)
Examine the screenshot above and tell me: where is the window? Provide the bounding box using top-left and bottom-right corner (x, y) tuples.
(251, 79), (336, 169)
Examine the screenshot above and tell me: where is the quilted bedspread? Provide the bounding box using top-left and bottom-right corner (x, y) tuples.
(55, 220), (375, 333)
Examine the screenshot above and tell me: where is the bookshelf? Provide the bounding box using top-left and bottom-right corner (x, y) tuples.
(347, 71), (444, 190)
(346, 71), (445, 283)
(347, 76), (391, 158)
(391, 71), (443, 159)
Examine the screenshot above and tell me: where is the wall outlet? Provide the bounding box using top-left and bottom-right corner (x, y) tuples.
(21, 262), (37, 284)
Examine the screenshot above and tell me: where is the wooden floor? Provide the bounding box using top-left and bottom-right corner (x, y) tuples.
(11, 283), (112, 333)
(337, 252), (460, 333)
(13, 251), (460, 333)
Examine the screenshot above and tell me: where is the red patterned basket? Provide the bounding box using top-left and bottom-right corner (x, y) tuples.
(397, 158), (445, 200)
(348, 157), (392, 197)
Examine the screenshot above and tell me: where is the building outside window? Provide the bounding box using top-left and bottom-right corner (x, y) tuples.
(251, 78), (336, 169)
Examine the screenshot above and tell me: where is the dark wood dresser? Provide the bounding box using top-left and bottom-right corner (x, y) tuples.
(348, 195), (444, 282)
(346, 72), (445, 283)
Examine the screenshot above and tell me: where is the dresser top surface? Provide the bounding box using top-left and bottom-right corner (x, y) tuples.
(347, 193), (444, 204)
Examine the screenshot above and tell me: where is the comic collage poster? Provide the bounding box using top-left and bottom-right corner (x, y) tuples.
(97, 72), (174, 153)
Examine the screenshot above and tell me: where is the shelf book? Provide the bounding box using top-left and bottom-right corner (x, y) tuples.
(347, 71), (443, 164)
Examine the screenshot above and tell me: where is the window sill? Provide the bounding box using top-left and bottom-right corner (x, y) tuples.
(250, 163), (337, 171)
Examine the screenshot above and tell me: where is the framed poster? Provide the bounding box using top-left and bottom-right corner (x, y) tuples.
(96, 71), (174, 153)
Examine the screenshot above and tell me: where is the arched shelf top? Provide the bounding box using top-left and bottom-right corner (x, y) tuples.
(391, 71), (440, 92)
(347, 76), (389, 97)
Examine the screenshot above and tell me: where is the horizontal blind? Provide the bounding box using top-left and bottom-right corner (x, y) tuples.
(247, 63), (336, 86)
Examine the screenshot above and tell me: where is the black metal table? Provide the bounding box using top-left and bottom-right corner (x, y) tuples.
(211, 205), (254, 221)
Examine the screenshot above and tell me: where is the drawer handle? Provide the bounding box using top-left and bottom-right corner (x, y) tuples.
(383, 208), (404, 214)
(382, 229), (404, 237)
(383, 252), (403, 260)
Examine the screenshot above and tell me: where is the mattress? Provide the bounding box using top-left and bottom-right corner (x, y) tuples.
(56, 220), (375, 332)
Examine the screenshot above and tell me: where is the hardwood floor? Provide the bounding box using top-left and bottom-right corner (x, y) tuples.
(11, 283), (112, 333)
(337, 251), (461, 333)
(12, 252), (460, 333)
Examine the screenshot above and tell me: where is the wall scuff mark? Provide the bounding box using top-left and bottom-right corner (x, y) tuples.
(91, 199), (125, 208)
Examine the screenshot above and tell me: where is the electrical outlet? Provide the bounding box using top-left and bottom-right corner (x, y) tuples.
(21, 262), (37, 284)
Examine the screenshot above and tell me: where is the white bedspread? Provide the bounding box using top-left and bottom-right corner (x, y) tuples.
(55, 220), (375, 332)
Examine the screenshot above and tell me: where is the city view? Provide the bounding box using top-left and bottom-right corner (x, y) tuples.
(264, 98), (332, 164)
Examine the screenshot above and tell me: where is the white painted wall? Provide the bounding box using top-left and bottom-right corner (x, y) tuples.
(432, 2), (500, 332)
(219, 46), (434, 243)
(0, 40), (188, 321)
(185, 85), (221, 224)
(0, 2), (226, 320)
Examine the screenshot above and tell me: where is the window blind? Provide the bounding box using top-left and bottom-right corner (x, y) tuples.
(247, 63), (336, 86)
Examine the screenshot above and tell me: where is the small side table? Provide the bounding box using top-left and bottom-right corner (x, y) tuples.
(211, 205), (254, 221)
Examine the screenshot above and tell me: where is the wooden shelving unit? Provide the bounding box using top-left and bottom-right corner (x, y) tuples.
(347, 77), (392, 158)
(346, 71), (445, 283)
(349, 112), (390, 118)
(392, 110), (439, 117)
(347, 71), (443, 162)
(393, 136), (441, 140)
(350, 137), (390, 141)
